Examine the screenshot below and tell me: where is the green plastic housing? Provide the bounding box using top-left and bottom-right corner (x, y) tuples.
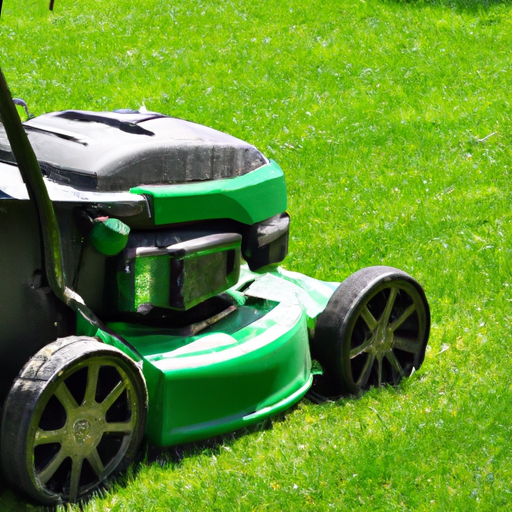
(130, 160), (287, 225)
(78, 266), (340, 447)
(117, 234), (242, 312)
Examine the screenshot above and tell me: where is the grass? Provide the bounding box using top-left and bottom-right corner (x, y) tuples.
(2, 0), (512, 510)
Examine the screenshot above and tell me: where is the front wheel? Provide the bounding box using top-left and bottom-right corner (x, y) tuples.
(0, 336), (147, 505)
(312, 266), (430, 395)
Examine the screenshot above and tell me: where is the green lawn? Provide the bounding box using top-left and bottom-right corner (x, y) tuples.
(1, 0), (512, 510)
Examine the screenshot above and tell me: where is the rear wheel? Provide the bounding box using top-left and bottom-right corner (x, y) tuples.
(313, 266), (430, 395)
(0, 336), (147, 504)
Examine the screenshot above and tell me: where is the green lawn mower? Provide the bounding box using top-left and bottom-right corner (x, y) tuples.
(0, 67), (430, 505)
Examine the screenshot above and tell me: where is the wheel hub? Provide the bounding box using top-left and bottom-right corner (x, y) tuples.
(73, 418), (92, 444)
(67, 408), (104, 452)
(372, 325), (394, 357)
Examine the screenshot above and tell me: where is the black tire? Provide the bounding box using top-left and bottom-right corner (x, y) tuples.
(313, 266), (430, 395)
(0, 336), (147, 505)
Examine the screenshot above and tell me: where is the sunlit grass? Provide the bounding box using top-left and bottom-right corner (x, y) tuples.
(1, 0), (512, 510)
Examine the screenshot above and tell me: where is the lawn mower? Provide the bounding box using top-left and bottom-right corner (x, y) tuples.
(0, 67), (430, 505)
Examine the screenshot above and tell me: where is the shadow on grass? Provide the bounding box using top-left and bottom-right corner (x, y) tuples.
(0, 376), (367, 510)
(143, 406), (296, 468)
(0, 476), (43, 512)
(0, 404), (306, 511)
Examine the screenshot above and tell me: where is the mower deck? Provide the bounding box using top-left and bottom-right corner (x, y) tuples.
(88, 267), (339, 446)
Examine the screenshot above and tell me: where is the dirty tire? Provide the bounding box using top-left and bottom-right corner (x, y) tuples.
(313, 266), (430, 395)
(0, 336), (147, 505)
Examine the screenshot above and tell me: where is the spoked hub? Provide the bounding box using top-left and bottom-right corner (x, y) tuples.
(1, 337), (147, 504)
(33, 360), (138, 501)
(350, 284), (422, 388)
(313, 266), (430, 395)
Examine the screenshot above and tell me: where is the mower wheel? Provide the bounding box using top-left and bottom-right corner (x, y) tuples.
(0, 336), (147, 504)
(313, 266), (430, 395)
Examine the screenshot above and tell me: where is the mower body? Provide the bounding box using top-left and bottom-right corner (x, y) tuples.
(0, 109), (337, 446)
